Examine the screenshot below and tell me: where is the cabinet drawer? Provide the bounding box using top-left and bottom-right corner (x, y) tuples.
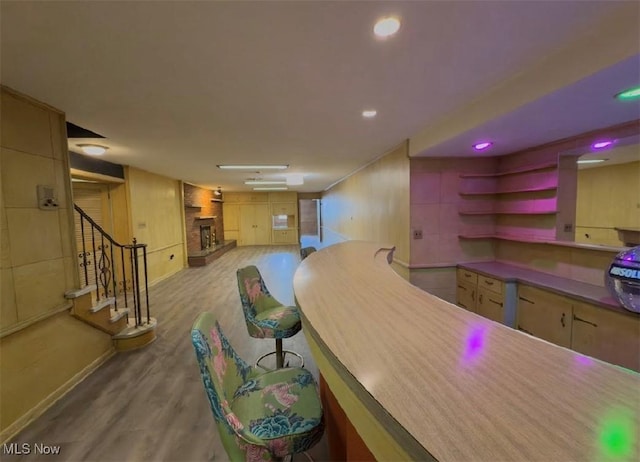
(477, 288), (504, 324)
(273, 229), (296, 244)
(517, 285), (572, 348)
(478, 275), (502, 295)
(271, 202), (296, 215)
(457, 268), (477, 285)
(456, 281), (477, 312)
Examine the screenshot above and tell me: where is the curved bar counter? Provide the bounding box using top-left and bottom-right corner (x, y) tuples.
(293, 241), (639, 461)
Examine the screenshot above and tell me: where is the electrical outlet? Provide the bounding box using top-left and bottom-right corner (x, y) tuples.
(413, 229), (423, 239)
(564, 224), (573, 232)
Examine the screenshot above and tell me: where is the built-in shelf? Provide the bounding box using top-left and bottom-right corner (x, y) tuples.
(185, 204), (202, 208)
(458, 210), (558, 216)
(195, 216), (217, 220)
(459, 161), (557, 178)
(458, 234), (625, 252)
(459, 184), (557, 196)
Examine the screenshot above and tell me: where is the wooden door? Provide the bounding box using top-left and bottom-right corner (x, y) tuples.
(516, 285), (572, 348)
(239, 204), (256, 246)
(571, 301), (640, 372)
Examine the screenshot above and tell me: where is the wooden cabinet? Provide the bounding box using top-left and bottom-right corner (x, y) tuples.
(456, 269), (504, 323)
(571, 301), (640, 372)
(477, 288), (504, 324)
(271, 202), (297, 216)
(238, 204), (270, 245)
(273, 229), (297, 244)
(516, 285), (572, 348)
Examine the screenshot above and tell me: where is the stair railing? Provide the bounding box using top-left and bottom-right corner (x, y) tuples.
(74, 204), (150, 327)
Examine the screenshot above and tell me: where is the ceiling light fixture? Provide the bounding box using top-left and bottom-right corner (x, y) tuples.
(217, 164), (289, 170)
(374, 17), (401, 38)
(615, 85), (640, 101)
(244, 180), (287, 185)
(362, 110), (377, 118)
(286, 174), (304, 186)
(253, 187), (288, 191)
(77, 144), (108, 156)
(577, 159), (606, 164)
(592, 141), (613, 149)
(473, 142), (493, 151)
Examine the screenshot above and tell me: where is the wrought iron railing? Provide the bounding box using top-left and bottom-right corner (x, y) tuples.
(74, 204), (150, 327)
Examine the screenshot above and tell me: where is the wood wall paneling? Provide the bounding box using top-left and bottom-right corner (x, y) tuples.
(322, 142), (410, 264)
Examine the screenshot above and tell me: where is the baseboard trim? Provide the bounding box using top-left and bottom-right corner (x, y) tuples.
(0, 348), (115, 444)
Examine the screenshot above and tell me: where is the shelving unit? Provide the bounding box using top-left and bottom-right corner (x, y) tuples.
(185, 204), (202, 208)
(459, 161), (557, 178)
(457, 157), (562, 241)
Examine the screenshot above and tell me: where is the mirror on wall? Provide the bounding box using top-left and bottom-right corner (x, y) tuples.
(565, 134), (640, 248)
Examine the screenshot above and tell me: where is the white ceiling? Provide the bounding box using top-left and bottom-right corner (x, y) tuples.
(1, 1), (639, 192)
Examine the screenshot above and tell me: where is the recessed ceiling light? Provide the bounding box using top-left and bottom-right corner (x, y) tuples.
(473, 142), (493, 151)
(577, 159), (606, 164)
(217, 164), (289, 170)
(77, 144), (108, 156)
(615, 85), (640, 101)
(374, 17), (401, 38)
(253, 187), (289, 191)
(244, 180), (287, 185)
(362, 110), (377, 118)
(592, 141), (613, 149)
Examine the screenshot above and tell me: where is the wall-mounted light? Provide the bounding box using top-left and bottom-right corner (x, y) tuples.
(362, 109), (377, 118)
(253, 187), (288, 191)
(214, 187), (222, 196)
(577, 159), (606, 164)
(77, 144), (108, 156)
(473, 142), (493, 151)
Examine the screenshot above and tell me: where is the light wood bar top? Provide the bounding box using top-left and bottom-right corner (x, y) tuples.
(294, 241), (640, 462)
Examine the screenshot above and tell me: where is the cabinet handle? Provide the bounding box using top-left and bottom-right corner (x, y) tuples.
(484, 280), (494, 286)
(489, 298), (503, 307)
(561, 312), (566, 328)
(518, 296), (534, 304)
(459, 302), (468, 309)
(479, 293), (483, 304)
(464, 273), (472, 278)
(471, 290), (475, 301)
(573, 314), (598, 328)
(517, 325), (534, 336)
(457, 285), (467, 291)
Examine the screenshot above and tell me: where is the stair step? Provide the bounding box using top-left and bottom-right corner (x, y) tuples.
(90, 297), (116, 313)
(110, 308), (129, 323)
(65, 285), (97, 299)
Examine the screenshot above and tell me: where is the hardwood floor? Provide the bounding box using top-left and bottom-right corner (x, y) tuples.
(4, 245), (329, 462)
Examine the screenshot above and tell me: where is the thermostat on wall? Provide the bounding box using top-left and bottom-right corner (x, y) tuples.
(37, 184), (59, 210)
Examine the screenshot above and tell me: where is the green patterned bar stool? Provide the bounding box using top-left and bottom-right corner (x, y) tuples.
(236, 265), (304, 369)
(191, 312), (324, 461)
(300, 246), (317, 260)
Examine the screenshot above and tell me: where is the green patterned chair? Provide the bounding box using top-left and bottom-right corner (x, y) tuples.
(236, 265), (303, 369)
(191, 312), (324, 461)
(299, 247), (317, 260)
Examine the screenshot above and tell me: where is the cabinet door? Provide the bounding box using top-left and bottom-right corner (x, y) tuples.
(456, 281), (476, 312)
(239, 204), (255, 246)
(517, 285), (572, 348)
(571, 302), (640, 372)
(223, 203), (239, 231)
(253, 204), (271, 245)
(477, 288), (504, 324)
(271, 202), (297, 216)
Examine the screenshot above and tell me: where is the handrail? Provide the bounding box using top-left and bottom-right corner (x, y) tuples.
(73, 204), (150, 327)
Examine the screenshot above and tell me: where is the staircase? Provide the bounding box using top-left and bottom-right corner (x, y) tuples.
(65, 204), (157, 351)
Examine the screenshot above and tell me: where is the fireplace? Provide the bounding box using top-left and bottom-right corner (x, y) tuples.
(200, 224), (215, 250)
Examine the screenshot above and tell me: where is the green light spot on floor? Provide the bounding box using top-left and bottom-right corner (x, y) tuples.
(599, 413), (634, 458)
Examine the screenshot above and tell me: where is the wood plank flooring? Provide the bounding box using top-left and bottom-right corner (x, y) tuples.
(4, 245), (329, 462)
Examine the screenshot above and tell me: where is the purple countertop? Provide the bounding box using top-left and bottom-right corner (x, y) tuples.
(458, 261), (638, 317)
